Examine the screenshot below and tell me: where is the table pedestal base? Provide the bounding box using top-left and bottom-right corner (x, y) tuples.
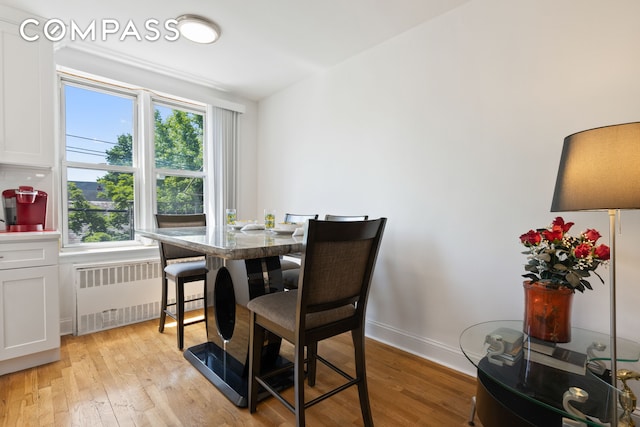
(185, 257), (293, 407)
(184, 341), (293, 408)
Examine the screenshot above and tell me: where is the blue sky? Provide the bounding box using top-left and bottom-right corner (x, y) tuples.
(65, 84), (171, 182)
(65, 85), (133, 164)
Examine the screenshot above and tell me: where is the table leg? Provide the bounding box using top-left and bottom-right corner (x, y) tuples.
(183, 256), (292, 407)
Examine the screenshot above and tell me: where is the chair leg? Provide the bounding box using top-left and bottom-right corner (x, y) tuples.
(352, 327), (374, 427)
(176, 279), (185, 350)
(248, 313), (264, 413)
(159, 276), (168, 332)
(294, 337), (306, 427)
(306, 341), (318, 387)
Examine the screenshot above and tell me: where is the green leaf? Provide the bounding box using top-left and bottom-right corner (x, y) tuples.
(538, 253), (551, 262)
(566, 271), (581, 287)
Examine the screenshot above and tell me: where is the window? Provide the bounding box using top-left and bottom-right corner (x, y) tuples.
(154, 102), (205, 214)
(61, 76), (207, 246)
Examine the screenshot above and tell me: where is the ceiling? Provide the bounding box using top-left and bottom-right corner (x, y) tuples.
(2, 0), (469, 101)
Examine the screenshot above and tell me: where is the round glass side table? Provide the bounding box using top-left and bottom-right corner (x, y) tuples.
(460, 320), (640, 427)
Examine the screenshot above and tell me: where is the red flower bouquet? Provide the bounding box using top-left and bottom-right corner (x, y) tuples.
(520, 217), (610, 292)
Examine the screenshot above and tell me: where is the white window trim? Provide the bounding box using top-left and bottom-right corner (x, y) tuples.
(59, 73), (209, 248)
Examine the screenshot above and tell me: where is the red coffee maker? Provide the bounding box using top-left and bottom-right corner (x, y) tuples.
(2, 186), (48, 232)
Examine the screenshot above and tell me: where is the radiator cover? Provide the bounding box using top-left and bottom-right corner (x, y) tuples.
(74, 259), (205, 335)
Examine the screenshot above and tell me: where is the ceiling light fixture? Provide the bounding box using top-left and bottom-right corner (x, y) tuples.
(176, 14), (220, 44)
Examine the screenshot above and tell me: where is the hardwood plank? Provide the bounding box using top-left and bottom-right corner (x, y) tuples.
(0, 317), (481, 426)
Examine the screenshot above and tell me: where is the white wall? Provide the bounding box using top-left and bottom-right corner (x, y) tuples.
(256, 0), (640, 374)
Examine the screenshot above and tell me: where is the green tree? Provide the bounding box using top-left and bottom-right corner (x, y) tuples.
(153, 109), (204, 214)
(68, 108), (204, 241)
(155, 109), (203, 170)
(67, 182), (108, 240)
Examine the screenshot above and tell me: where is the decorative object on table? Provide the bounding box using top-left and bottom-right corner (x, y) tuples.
(586, 342), (607, 375)
(550, 122), (640, 405)
(525, 345), (588, 375)
(617, 369), (640, 427)
(523, 336), (587, 375)
(524, 335), (557, 356)
(520, 216), (610, 342)
(523, 281), (574, 343)
(484, 328), (523, 366)
(562, 386), (590, 423)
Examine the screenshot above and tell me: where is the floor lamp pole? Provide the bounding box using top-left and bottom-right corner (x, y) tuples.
(609, 209), (618, 424)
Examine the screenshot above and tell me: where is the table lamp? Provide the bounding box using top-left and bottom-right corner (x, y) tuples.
(551, 121), (640, 424)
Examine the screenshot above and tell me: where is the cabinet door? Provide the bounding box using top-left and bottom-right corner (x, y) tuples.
(0, 19), (54, 167)
(0, 265), (60, 361)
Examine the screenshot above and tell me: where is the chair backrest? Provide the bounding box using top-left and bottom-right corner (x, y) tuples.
(155, 214), (207, 262)
(284, 213), (319, 223)
(324, 214), (369, 221)
(297, 218), (386, 327)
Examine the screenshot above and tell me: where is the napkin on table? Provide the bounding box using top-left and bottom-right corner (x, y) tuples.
(292, 227), (304, 236)
(241, 223), (265, 231)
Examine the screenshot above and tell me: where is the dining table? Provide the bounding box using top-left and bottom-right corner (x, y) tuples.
(136, 224), (305, 407)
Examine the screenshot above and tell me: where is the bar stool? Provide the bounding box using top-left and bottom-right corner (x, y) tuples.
(156, 214), (208, 349)
(248, 218), (387, 426)
(280, 213), (319, 272)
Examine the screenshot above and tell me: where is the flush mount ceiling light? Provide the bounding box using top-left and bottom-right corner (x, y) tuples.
(176, 14), (220, 44)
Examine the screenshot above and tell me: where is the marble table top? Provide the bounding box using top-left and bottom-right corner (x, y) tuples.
(136, 226), (304, 260)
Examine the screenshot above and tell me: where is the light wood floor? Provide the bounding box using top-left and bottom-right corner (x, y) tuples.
(0, 315), (481, 426)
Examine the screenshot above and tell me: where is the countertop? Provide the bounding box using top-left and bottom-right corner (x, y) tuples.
(0, 230), (60, 243)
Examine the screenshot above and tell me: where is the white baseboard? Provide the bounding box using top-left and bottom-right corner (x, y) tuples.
(60, 317), (73, 336)
(366, 318), (476, 378)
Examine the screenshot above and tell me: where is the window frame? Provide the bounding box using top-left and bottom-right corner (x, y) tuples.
(59, 73), (208, 248)
(151, 97), (207, 215)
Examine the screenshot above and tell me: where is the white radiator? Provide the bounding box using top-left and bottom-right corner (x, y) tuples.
(74, 259), (205, 335)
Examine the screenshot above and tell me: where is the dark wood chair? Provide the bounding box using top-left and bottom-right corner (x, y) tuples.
(284, 213), (319, 224)
(324, 214), (369, 221)
(156, 214), (208, 350)
(280, 213), (319, 272)
(247, 218), (386, 427)
(282, 214), (368, 289)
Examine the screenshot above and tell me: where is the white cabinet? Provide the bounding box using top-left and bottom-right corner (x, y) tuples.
(0, 7), (55, 167)
(0, 233), (60, 374)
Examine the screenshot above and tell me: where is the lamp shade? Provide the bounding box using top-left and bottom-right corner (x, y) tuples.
(551, 122), (640, 212)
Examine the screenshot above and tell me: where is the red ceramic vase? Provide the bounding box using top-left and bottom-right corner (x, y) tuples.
(523, 280), (574, 343)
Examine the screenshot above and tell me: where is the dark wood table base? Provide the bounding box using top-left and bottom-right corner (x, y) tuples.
(185, 257), (293, 407)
